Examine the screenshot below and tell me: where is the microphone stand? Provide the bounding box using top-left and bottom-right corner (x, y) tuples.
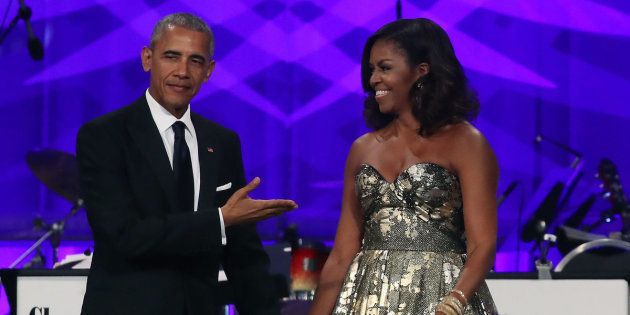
(9, 199), (83, 268)
(534, 135), (582, 169)
(0, 0), (43, 60)
(497, 181), (518, 208)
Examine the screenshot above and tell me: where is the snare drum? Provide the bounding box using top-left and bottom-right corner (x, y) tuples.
(555, 238), (630, 272)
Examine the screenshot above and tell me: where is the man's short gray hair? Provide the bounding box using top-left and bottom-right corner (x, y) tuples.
(150, 13), (215, 58)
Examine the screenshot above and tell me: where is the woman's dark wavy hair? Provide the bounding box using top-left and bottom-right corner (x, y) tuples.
(361, 18), (479, 136)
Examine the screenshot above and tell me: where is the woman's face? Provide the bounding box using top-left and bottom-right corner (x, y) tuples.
(368, 40), (422, 114)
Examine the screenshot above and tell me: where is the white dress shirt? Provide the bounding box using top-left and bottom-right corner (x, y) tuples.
(145, 90), (226, 245)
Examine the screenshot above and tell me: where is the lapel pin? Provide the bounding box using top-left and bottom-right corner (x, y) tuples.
(207, 147), (214, 153)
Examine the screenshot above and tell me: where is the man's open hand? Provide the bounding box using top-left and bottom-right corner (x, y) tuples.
(221, 177), (297, 226)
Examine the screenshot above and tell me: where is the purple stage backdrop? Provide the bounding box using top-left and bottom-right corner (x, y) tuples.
(1, 0), (629, 276)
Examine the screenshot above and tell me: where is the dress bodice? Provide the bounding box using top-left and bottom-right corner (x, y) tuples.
(355, 163), (466, 252)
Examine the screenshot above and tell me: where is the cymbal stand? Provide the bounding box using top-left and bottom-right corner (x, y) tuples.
(8, 199), (83, 268)
(535, 233), (557, 279)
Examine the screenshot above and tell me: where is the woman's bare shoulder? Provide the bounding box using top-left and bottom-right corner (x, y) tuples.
(440, 122), (489, 149)
(351, 131), (380, 151)
(346, 132), (380, 171)
(443, 122), (497, 174)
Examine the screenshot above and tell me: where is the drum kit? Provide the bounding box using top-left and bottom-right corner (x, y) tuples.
(13, 143), (630, 289)
(554, 159), (630, 272)
(520, 157), (630, 275)
(9, 148), (84, 269)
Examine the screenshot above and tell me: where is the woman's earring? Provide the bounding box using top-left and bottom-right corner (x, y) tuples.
(416, 81), (424, 90)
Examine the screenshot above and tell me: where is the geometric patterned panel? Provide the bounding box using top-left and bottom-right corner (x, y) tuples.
(0, 0), (629, 273)
(245, 61), (332, 114)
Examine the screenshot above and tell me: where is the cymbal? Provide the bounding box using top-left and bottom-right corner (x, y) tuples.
(26, 148), (79, 203)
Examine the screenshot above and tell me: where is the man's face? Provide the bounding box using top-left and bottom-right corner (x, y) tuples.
(142, 25), (215, 117)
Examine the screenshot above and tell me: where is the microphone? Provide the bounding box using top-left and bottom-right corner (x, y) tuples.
(18, 0), (43, 60)
(497, 181), (518, 207)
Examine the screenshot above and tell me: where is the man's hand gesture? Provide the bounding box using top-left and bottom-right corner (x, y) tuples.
(221, 177), (297, 226)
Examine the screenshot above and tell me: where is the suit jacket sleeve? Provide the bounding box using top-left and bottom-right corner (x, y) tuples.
(77, 121), (223, 260)
(219, 134), (281, 315)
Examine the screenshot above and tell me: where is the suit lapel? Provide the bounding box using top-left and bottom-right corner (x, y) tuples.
(126, 97), (177, 212)
(192, 113), (218, 209)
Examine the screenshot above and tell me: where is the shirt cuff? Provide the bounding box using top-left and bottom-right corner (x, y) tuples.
(218, 207), (227, 245)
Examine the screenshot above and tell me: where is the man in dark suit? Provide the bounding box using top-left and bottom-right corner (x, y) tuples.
(77, 13), (297, 315)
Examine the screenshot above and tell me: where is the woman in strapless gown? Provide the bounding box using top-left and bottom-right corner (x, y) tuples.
(310, 18), (498, 315)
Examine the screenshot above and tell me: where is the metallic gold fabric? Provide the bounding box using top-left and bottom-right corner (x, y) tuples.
(333, 163), (497, 315)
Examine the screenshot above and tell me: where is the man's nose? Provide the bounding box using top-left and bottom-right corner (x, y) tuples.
(174, 60), (190, 78)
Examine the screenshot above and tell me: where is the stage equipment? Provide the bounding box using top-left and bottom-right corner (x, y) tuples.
(290, 241), (327, 297)
(497, 181), (518, 207)
(10, 149), (83, 268)
(521, 182), (564, 243)
(552, 158), (630, 257)
(280, 225), (329, 300)
(26, 148), (80, 202)
(534, 134), (583, 211)
(595, 158), (630, 241)
(562, 194), (597, 229)
(534, 134), (582, 168)
(556, 224), (606, 256)
(534, 233), (556, 279)
(514, 135), (582, 249)
(0, 0), (43, 60)
(555, 238), (630, 272)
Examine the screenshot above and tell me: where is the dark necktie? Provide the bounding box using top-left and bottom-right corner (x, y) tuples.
(172, 121), (194, 212)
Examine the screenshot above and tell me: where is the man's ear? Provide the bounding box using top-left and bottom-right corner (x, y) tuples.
(141, 47), (152, 72)
(204, 60), (216, 83)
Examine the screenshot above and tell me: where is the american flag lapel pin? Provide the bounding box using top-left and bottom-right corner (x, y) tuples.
(207, 147), (214, 153)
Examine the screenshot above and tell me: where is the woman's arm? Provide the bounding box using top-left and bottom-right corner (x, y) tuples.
(446, 124), (499, 307)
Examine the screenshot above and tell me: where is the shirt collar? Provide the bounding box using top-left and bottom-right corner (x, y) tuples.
(145, 89), (195, 135)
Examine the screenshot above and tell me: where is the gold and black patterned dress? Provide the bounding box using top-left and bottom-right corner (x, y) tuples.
(333, 163), (497, 315)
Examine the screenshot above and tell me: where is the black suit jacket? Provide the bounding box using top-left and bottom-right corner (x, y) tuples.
(77, 96), (279, 315)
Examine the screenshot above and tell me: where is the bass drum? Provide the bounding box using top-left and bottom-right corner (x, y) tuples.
(556, 238), (630, 272)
